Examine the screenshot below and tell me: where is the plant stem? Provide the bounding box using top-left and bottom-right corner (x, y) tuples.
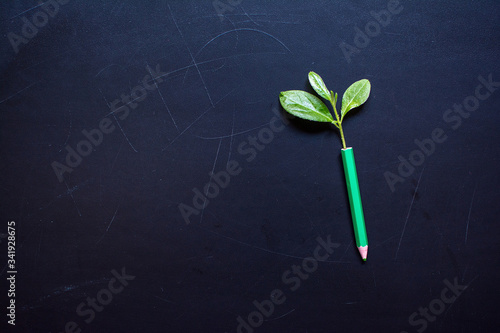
(330, 93), (347, 149)
(338, 123), (347, 149)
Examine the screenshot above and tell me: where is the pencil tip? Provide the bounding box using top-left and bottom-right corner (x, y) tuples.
(358, 245), (368, 261)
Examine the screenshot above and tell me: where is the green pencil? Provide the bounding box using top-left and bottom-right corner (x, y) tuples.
(341, 147), (368, 261)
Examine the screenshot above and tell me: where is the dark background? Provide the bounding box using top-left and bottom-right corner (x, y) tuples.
(1, 1), (499, 332)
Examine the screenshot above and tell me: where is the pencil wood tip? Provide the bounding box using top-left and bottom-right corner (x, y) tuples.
(358, 245), (368, 261)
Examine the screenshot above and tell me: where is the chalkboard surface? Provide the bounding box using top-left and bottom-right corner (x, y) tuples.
(1, 1), (499, 332)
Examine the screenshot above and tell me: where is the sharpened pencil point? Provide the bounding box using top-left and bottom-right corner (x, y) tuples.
(358, 245), (368, 261)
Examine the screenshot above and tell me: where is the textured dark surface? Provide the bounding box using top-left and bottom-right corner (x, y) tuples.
(1, 1), (500, 332)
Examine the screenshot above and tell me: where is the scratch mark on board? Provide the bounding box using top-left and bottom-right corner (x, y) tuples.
(99, 89), (138, 152)
(152, 52), (287, 84)
(194, 28), (291, 58)
(266, 308), (295, 322)
(241, 6), (261, 26)
(196, 122), (269, 140)
(198, 225), (345, 263)
(110, 141), (123, 172)
(465, 184), (476, 245)
(9, 3), (44, 20)
(154, 295), (175, 304)
(227, 106), (235, 164)
(395, 167), (425, 260)
(146, 61), (179, 132)
(199, 139), (223, 225)
(0, 81), (39, 105)
(58, 109), (72, 152)
(182, 14), (239, 85)
(168, 4), (214, 107)
(162, 89), (235, 151)
(96, 200), (121, 244)
(63, 179), (82, 217)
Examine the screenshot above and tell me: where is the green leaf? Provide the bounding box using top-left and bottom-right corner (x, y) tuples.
(279, 90), (334, 122)
(340, 79), (371, 120)
(308, 71), (331, 102)
(331, 91), (338, 107)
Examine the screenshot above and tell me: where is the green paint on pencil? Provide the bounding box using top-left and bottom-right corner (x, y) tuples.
(279, 71), (371, 261)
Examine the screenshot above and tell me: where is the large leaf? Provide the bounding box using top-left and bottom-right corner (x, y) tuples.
(308, 71), (331, 102)
(279, 90), (334, 122)
(340, 79), (371, 120)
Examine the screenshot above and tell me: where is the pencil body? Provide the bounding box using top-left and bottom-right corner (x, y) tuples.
(341, 147), (368, 261)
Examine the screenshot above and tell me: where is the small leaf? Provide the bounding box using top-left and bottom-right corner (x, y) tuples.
(279, 90), (334, 122)
(331, 91), (338, 107)
(341, 79), (371, 120)
(308, 72), (331, 102)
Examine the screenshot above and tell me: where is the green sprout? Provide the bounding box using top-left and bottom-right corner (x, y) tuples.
(279, 72), (371, 148)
